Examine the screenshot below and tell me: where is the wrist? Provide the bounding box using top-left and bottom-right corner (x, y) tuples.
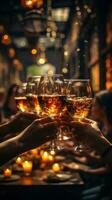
(94, 136), (111, 156)
(15, 134), (29, 153)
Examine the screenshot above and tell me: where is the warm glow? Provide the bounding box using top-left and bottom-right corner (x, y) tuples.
(48, 105), (58, 117)
(23, 0), (33, 8)
(42, 151), (49, 162)
(52, 8), (69, 22)
(8, 48), (16, 58)
(84, 5), (88, 9)
(76, 6), (80, 11)
(51, 31), (56, 38)
(31, 48), (37, 55)
(62, 67), (68, 74)
(48, 155), (54, 163)
(17, 102), (26, 112)
(26, 0), (32, 5)
(33, 0), (43, 7)
(22, 161), (33, 174)
(2, 34), (11, 45)
(87, 8), (92, 13)
(13, 59), (18, 65)
(50, 150), (56, 156)
(40, 150), (44, 157)
(4, 34), (8, 39)
(31, 148), (37, 156)
(22, 177), (33, 185)
(75, 21), (79, 25)
(26, 94), (41, 114)
(48, 70), (54, 75)
(16, 157), (23, 165)
(77, 11), (81, 16)
(64, 51), (68, 56)
(15, 96), (29, 112)
(21, 0), (43, 9)
(35, 105), (41, 114)
(76, 48), (80, 52)
(4, 168), (12, 177)
(91, 64), (100, 92)
(38, 57), (46, 65)
(52, 163), (61, 173)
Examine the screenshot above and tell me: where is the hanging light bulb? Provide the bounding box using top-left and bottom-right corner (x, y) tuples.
(64, 51), (68, 56)
(21, 0), (43, 9)
(38, 57), (46, 65)
(31, 48), (37, 55)
(2, 34), (11, 45)
(37, 51), (47, 65)
(62, 67), (68, 74)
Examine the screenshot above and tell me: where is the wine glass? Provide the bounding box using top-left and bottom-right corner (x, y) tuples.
(57, 79), (74, 141)
(66, 79), (93, 151)
(38, 74), (66, 152)
(14, 83), (29, 112)
(26, 76), (41, 115)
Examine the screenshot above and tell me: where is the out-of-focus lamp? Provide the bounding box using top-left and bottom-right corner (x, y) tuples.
(21, 0), (43, 9)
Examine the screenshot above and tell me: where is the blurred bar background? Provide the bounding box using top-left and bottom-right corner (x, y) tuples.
(0, 0), (111, 97)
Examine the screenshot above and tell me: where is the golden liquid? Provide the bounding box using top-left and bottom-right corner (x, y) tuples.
(15, 96), (29, 112)
(26, 94), (41, 114)
(67, 97), (92, 118)
(38, 95), (66, 117)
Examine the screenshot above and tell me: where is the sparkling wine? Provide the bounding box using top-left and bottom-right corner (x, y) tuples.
(15, 96), (29, 112)
(38, 95), (66, 117)
(67, 97), (92, 118)
(26, 94), (41, 114)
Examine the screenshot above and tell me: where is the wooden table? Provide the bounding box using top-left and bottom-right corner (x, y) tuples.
(0, 169), (84, 199)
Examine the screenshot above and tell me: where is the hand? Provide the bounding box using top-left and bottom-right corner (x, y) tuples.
(0, 111), (38, 141)
(0, 117), (58, 166)
(10, 112), (53, 131)
(18, 118), (58, 150)
(68, 120), (111, 155)
(0, 111), (54, 142)
(8, 111), (39, 133)
(70, 120), (102, 146)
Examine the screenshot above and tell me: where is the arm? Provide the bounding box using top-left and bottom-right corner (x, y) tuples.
(81, 166), (111, 175)
(0, 119), (57, 166)
(0, 121), (12, 137)
(0, 112), (38, 141)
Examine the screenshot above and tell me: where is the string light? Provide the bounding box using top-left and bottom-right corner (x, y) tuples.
(2, 34), (11, 45)
(84, 5), (88, 9)
(51, 31), (57, 38)
(26, 0), (33, 8)
(75, 21), (79, 25)
(76, 6), (80, 11)
(38, 57), (46, 65)
(8, 48), (16, 58)
(21, 0), (43, 9)
(50, 37), (55, 42)
(62, 67), (68, 74)
(76, 48), (80, 52)
(77, 11), (81, 16)
(64, 51), (68, 56)
(87, 8), (92, 13)
(31, 48), (37, 55)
